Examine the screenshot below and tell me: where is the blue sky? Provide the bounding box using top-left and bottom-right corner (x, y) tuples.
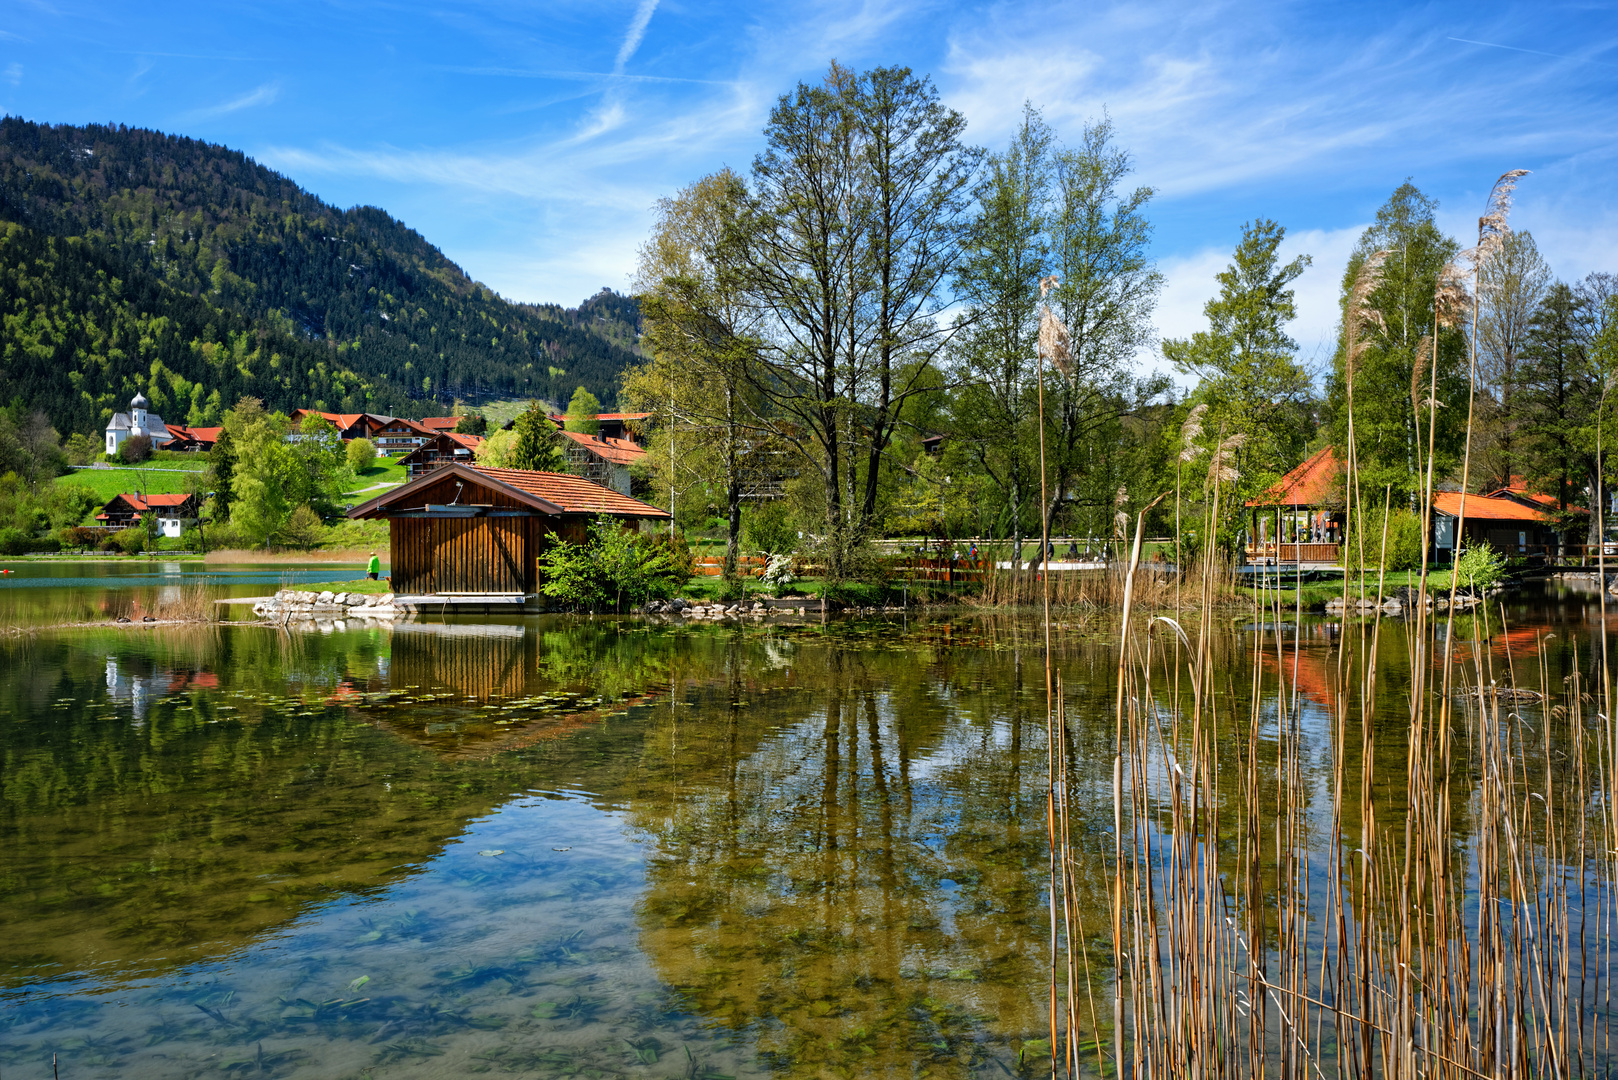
(4, 0), (1616, 373)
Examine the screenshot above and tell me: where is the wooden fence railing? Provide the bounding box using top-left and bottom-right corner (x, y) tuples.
(1245, 542), (1341, 563)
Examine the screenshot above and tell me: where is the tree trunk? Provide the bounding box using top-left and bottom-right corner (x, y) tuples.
(723, 387), (740, 581)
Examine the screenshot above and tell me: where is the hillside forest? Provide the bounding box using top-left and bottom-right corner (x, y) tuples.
(0, 117), (643, 435)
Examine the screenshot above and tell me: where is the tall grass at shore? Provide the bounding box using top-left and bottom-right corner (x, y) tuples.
(1034, 169), (1616, 1077)
(975, 552), (1239, 609)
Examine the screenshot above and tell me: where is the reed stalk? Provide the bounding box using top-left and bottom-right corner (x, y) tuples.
(1035, 169), (1615, 1080)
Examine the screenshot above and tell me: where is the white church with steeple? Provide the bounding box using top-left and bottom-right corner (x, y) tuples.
(105, 392), (172, 457)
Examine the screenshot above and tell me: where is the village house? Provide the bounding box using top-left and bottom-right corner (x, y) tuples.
(104, 392), (172, 456)
(548, 411), (650, 445)
(398, 432), (485, 478)
(1249, 447), (1569, 563)
(556, 429), (645, 496)
(1430, 491), (1561, 557)
(162, 425), (221, 452)
(95, 493), (200, 537)
(346, 463), (668, 611)
(289, 410), (437, 454)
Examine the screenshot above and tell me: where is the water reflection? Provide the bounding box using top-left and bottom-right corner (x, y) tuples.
(0, 596), (1611, 1077)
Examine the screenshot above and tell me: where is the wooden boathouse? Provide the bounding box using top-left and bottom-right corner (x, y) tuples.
(345, 463), (669, 611)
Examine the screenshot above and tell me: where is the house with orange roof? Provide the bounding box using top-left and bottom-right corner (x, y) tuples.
(96, 493), (200, 537)
(289, 410), (437, 454)
(546, 411), (650, 445)
(556, 429), (647, 496)
(398, 432), (485, 478)
(162, 425), (222, 452)
(1430, 491), (1560, 556)
(1247, 447), (1564, 563)
(345, 462), (667, 609)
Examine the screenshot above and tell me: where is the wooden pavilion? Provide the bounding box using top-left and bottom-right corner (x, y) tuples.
(1244, 446), (1346, 565)
(346, 463), (669, 611)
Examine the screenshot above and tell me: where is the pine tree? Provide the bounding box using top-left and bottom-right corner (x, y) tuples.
(510, 401), (564, 471)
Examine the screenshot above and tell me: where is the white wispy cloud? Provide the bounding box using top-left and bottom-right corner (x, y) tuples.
(183, 81), (280, 121)
(614, 0), (660, 74)
(4, 63), (21, 87)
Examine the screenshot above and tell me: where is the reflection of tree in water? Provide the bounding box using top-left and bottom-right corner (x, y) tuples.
(625, 633), (1090, 1077)
(0, 628), (559, 986)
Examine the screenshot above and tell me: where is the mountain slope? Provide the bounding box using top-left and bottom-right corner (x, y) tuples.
(0, 117), (642, 431)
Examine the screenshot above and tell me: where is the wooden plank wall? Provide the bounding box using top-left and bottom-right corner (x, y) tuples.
(391, 516), (535, 595)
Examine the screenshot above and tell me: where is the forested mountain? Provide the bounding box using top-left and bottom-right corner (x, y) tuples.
(0, 117), (641, 433)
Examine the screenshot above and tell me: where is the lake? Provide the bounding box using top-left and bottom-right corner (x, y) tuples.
(1, 576), (1615, 1077)
(0, 560), (372, 628)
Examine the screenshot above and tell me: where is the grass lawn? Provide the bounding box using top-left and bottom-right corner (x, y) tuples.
(56, 465), (206, 502)
(345, 457), (408, 496)
(1239, 569), (1473, 608)
(290, 577), (392, 595)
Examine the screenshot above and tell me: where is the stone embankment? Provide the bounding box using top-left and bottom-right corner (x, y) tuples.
(252, 590), (400, 622)
(642, 598), (911, 619)
(1325, 588), (1485, 617)
(644, 598), (806, 620)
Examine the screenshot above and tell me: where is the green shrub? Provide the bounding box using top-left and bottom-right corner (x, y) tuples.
(118, 434), (153, 463)
(345, 438), (378, 471)
(1343, 509), (1423, 571)
(539, 517), (690, 612)
(1451, 542), (1506, 593)
(0, 527), (28, 556)
(277, 504), (325, 550)
(112, 526), (147, 555)
(59, 525), (101, 551)
(745, 501), (799, 556)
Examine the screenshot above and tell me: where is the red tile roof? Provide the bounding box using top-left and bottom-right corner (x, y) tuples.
(99, 493), (196, 519)
(1431, 492), (1548, 522)
(1247, 446), (1345, 507)
(1484, 478), (1581, 512)
(163, 425), (221, 444)
(473, 467), (667, 517)
(420, 416), (461, 431)
(346, 462), (667, 520)
(558, 429), (646, 466)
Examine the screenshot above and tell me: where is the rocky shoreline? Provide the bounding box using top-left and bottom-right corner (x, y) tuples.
(1324, 588), (1489, 617)
(252, 589), (400, 622)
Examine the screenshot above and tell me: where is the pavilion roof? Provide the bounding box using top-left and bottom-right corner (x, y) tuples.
(1246, 446), (1344, 508)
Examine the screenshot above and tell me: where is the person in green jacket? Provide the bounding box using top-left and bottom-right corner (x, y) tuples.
(366, 552), (381, 580)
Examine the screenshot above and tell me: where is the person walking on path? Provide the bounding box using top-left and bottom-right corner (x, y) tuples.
(366, 552), (381, 580)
